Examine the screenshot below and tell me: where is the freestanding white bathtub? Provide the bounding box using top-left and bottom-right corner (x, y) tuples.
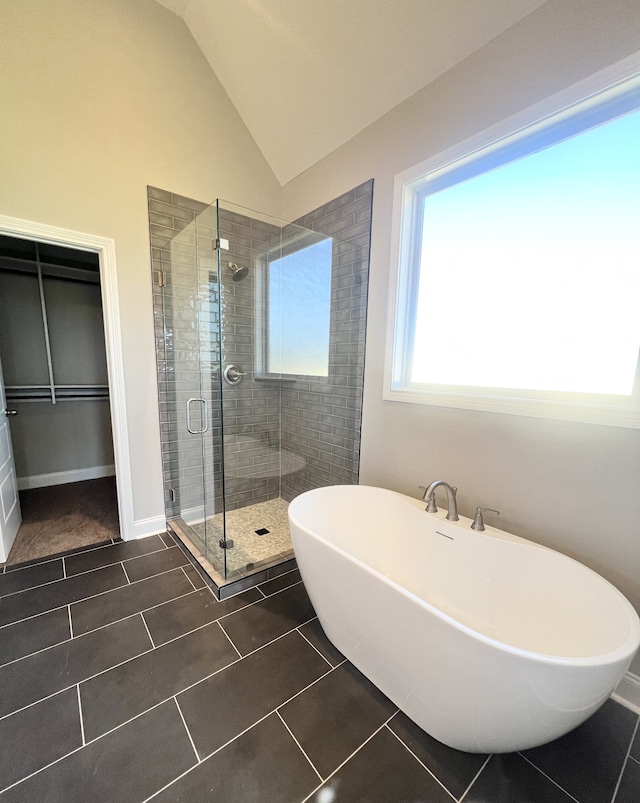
(288, 485), (640, 753)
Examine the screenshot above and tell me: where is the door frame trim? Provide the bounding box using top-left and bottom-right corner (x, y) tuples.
(0, 214), (135, 541)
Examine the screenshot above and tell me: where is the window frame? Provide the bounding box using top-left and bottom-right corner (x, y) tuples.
(384, 53), (640, 428)
(255, 235), (333, 381)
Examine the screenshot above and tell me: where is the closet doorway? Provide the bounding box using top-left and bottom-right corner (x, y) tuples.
(0, 234), (120, 565)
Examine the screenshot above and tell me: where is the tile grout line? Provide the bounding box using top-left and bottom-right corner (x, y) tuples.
(0, 637), (157, 725)
(3, 613), (324, 771)
(67, 605), (74, 639)
(173, 696), (201, 764)
(162, 629), (338, 732)
(140, 612), (156, 649)
(0, 564), (191, 632)
(121, 562), (131, 585)
(0, 563), (115, 603)
(226, 613), (319, 661)
(458, 754), (492, 802)
(0, 742), (86, 796)
(77, 684), (86, 746)
(138, 730), (243, 802)
(261, 579), (303, 599)
(216, 620), (243, 658)
(72, 587), (200, 640)
(295, 626), (335, 669)
(276, 710), (324, 782)
(78, 655), (246, 747)
(0, 561), (65, 601)
(258, 566), (299, 587)
(1, 552), (75, 576)
(385, 722), (456, 802)
(1, 690), (188, 796)
(609, 715), (640, 803)
(0, 587), (200, 670)
(300, 717), (394, 803)
(182, 566), (198, 591)
(0, 541), (171, 598)
(274, 663), (338, 714)
(518, 752), (581, 803)
(80, 630), (337, 765)
(217, 579), (305, 624)
(62, 557), (67, 579)
(195, 709), (297, 768)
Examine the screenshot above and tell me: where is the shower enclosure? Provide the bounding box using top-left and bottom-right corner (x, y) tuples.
(150, 187), (371, 597)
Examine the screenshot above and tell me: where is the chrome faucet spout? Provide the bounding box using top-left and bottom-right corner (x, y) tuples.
(422, 480), (459, 522)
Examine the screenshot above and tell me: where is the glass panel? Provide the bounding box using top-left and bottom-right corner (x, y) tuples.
(216, 201), (350, 580)
(195, 201), (226, 578)
(158, 209), (223, 575)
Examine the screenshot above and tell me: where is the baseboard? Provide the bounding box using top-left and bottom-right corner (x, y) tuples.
(131, 515), (167, 540)
(17, 465), (116, 491)
(611, 671), (640, 714)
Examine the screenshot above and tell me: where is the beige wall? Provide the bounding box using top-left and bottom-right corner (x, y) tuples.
(0, 0), (281, 528)
(282, 0), (640, 614)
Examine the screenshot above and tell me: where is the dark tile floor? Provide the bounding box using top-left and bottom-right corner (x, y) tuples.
(0, 533), (638, 802)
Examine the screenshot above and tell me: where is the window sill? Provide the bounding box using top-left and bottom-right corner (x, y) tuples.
(383, 385), (640, 429)
(254, 375), (298, 383)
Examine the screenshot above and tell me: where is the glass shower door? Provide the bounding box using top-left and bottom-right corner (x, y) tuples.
(159, 202), (226, 578)
(194, 201), (226, 578)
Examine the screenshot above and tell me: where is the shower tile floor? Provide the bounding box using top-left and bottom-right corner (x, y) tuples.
(186, 497), (293, 577)
(1, 532), (639, 802)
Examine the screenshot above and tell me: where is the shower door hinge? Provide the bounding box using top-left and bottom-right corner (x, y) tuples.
(213, 238), (229, 251)
(164, 487), (175, 503)
(153, 270), (166, 287)
(219, 538), (234, 550)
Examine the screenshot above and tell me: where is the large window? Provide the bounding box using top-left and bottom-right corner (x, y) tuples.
(386, 63), (640, 427)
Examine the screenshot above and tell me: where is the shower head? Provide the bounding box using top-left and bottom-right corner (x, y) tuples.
(228, 261), (249, 282)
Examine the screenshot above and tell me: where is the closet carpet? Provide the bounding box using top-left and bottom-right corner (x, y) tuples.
(5, 478), (119, 566)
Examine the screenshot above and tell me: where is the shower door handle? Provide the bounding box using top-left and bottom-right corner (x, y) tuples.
(186, 398), (209, 434)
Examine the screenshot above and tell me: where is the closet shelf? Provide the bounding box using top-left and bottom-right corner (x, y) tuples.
(6, 384), (109, 402)
(0, 255), (100, 285)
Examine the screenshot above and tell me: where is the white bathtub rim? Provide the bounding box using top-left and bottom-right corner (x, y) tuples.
(288, 486), (640, 669)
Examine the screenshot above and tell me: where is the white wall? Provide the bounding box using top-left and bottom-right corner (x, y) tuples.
(0, 0), (281, 530)
(282, 0), (640, 615)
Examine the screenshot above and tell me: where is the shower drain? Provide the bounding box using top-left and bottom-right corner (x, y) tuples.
(255, 527), (270, 536)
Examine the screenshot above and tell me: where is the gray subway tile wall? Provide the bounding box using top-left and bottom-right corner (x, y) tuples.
(148, 182), (372, 539)
(282, 180), (372, 500)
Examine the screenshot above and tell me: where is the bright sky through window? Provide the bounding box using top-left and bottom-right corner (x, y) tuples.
(268, 238), (332, 376)
(411, 109), (640, 395)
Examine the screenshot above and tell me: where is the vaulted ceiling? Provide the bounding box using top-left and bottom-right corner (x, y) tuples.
(153, 0), (547, 184)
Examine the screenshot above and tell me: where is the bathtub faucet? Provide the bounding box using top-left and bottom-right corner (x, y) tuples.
(419, 481), (459, 522)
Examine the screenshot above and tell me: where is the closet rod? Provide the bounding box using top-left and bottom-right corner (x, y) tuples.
(5, 384), (109, 389)
(5, 395), (110, 403)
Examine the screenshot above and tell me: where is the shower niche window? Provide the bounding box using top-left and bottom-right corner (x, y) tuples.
(149, 184), (372, 597)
